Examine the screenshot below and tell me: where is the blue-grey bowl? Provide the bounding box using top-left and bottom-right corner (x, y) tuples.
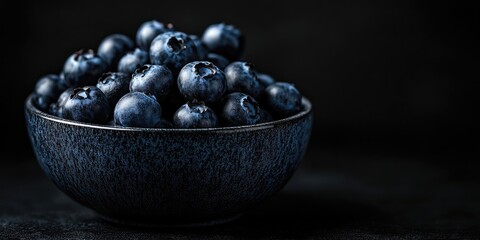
(24, 94), (312, 227)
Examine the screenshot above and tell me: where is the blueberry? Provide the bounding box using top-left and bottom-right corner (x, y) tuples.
(49, 103), (60, 116)
(190, 35), (208, 60)
(58, 72), (68, 88)
(177, 61), (226, 103)
(136, 20), (174, 51)
(264, 82), (302, 116)
(259, 109), (273, 123)
(96, 72), (130, 107)
(51, 88), (75, 117)
(149, 31), (198, 74)
(114, 92), (162, 128)
(221, 92), (261, 126)
(62, 86), (110, 124)
(206, 53), (229, 70)
(33, 74), (67, 111)
(256, 73), (275, 89)
(63, 49), (108, 88)
(117, 48), (149, 75)
(98, 34), (134, 70)
(130, 64), (174, 101)
(202, 23), (244, 61)
(173, 101), (218, 129)
(32, 95), (51, 112)
(34, 74), (66, 100)
(224, 61), (261, 97)
(256, 73), (276, 102)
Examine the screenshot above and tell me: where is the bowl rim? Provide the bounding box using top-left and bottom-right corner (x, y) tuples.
(25, 93), (312, 132)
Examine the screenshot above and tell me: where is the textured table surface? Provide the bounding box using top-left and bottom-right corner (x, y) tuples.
(1, 149), (480, 239)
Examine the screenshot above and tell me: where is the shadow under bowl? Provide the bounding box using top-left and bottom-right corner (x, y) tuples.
(24, 94), (312, 227)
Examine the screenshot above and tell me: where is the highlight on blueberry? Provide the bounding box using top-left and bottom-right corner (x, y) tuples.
(221, 92), (262, 126)
(202, 23), (244, 61)
(130, 64), (174, 101)
(50, 88), (75, 117)
(173, 101), (218, 129)
(63, 49), (108, 88)
(224, 61), (261, 98)
(97, 34), (134, 70)
(149, 31), (198, 74)
(118, 48), (149, 75)
(136, 20), (174, 51)
(177, 61), (226, 104)
(96, 72), (130, 107)
(62, 86), (110, 124)
(114, 92), (162, 128)
(264, 82), (302, 116)
(33, 74), (67, 112)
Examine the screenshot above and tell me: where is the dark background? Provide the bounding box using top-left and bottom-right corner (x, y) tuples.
(1, 1), (479, 238)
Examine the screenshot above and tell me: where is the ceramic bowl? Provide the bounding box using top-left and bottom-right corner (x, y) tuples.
(24, 94), (312, 227)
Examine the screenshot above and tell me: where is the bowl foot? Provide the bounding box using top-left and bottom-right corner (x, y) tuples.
(97, 212), (243, 228)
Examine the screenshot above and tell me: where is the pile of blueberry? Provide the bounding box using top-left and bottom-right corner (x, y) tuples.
(32, 21), (304, 128)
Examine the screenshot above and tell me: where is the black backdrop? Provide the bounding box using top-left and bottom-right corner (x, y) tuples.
(1, 1), (476, 163)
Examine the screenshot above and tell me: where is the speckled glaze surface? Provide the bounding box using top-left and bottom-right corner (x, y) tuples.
(24, 94), (312, 227)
